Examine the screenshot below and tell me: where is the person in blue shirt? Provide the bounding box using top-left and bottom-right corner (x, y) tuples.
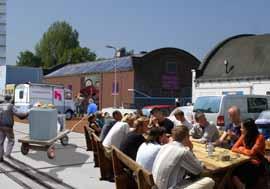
(87, 98), (97, 115)
(216, 106), (241, 148)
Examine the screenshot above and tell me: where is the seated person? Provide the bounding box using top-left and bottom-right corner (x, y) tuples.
(102, 114), (135, 149)
(100, 110), (122, 142)
(150, 108), (174, 134)
(136, 127), (168, 172)
(88, 114), (101, 135)
(120, 117), (149, 160)
(152, 126), (215, 189)
(173, 109), (193, 130)
(216, 106), (241, 148)
(95, 111), (105, 128)
(231, 118), (265, 189)
(148, 115), (159, 128)
(190, 112), (219, 143)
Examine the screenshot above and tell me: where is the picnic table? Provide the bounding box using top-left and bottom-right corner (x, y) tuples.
(192, 142), (250, 188)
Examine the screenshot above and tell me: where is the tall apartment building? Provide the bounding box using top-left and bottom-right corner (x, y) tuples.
(0, 0), (5, 65)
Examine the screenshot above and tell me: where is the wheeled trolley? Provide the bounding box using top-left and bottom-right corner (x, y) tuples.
(18, 130), (70, 159)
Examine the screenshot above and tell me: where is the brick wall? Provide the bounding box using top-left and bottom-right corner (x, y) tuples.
(44, 75), (82, 98)
(44, 71), (134, 109)
(101, 71), (134, 108)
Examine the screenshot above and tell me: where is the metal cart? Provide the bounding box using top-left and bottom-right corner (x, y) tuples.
(18, 130), (70, 159)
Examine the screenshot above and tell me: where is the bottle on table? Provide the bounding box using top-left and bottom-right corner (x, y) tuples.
(207, 142), (214, 157)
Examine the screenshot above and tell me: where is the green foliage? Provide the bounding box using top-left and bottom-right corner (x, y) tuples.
(35, 21), (80, 68)
(16, 50), (42, 67)
(60, 47), (96, 64)
(16, 21), (96, 68)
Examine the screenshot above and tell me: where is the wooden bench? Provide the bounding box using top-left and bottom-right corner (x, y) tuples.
(84, 126), (93, 151)
(83, 126), (100, 167)
(111, 145), (157, 189)
(91, 132), (114, 181)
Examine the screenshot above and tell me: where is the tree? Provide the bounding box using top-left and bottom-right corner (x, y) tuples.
(35, 21), (80, 68)
(16, 50), (42, 67)
(60, 47), (96, 64)
(17, 21), (96, 68)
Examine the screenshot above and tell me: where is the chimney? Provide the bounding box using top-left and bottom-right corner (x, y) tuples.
(116, 48), (126, 57)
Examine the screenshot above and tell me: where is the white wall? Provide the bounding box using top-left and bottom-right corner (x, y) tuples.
(193, 80), (270, 102)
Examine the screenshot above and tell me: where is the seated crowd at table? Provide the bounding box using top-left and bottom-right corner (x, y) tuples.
(88, 105), (270, 189)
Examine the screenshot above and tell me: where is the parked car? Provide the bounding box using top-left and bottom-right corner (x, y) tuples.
(168, 106), (194, 126)
(101, 107), (137, 117)
(193, 95), (270, 128)
(142, 105), (175, 117)
(255, 110), (270, 139)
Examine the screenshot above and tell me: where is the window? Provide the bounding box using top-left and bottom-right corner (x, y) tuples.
(247, 98), (268, 113)
(166, 61), (177, 73)
(193, 96), (221, 113)
(19, 91), (24, 99)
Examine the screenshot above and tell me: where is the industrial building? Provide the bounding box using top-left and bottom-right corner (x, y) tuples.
(44, 47), (200, 109)
(193, 34), (270, 102)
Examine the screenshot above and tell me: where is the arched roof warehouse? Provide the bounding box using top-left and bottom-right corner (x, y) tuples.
(197, 34), (270, 82)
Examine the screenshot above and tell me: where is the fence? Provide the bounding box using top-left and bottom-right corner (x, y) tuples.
(130, 96), (192, 109)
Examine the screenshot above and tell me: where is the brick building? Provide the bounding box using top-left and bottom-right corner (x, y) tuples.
(44, 47), (200, 109)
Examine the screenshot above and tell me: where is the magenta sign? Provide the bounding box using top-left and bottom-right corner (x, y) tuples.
(162, 74), (179, 90)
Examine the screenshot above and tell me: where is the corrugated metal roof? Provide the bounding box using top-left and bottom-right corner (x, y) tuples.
(45, 56), (133, 78)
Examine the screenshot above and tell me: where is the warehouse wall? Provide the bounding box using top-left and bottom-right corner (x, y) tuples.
(101, 71), (134, 109)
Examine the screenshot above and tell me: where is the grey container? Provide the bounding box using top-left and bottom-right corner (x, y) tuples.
(29, 108), (57, 140)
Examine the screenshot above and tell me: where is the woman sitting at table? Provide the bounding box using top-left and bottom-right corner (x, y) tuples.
(231, 118), (265, 189)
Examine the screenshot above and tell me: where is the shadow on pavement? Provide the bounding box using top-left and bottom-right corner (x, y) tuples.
(26, 143), (91, 181)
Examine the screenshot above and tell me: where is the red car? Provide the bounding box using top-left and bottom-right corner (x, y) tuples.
(142, 105), (175, 117)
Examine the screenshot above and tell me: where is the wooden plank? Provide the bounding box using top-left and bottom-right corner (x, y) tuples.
(18, 130), (70, 145)
(192, 142), (250, 172)
(111, 146), (156, 189)
(84, 126), (94, 151)
(91, 132), (114, 181)
(112, 146), (140, 172)
(90, 132), (100, 167)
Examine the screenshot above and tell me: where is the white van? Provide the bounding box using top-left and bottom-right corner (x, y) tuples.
(193, 95), (270, 128)
(14, 83), (75, 119)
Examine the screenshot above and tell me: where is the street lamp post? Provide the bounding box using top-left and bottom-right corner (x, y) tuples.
(106, 45), (118, 108)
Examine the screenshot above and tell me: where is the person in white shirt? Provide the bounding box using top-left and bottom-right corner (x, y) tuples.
(173, 109), (193, 130)
(152, 126), (215, 189)
(136, 127), (168, 172)
(102, 114), (135, 149)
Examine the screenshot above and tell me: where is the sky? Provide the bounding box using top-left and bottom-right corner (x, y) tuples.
(6, 0), (270, 65)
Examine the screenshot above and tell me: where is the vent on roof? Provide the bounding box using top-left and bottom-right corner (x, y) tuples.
(116, 48), (127, 57)
(140, 51), (147, 54)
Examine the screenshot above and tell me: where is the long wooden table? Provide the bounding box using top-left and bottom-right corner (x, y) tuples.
(193, 142), (250, 173)
(192, 142), (250, 189)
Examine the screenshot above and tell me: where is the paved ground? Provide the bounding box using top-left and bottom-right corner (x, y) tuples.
(0, 122), (114, 189)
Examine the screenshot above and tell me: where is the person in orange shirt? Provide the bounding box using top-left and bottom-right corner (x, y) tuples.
(231, 118), (265, 189)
